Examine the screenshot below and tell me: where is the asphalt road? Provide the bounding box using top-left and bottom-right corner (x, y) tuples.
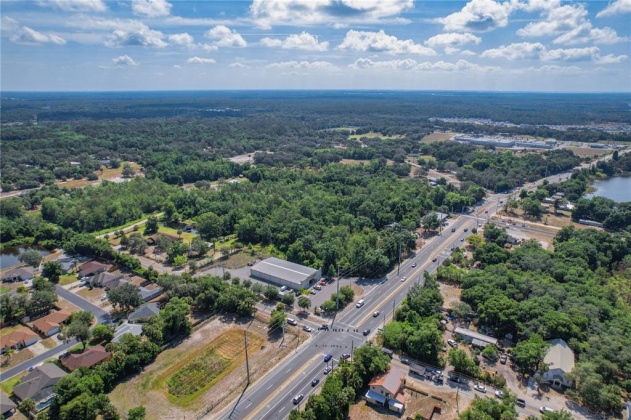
(1, 286), (110, 382)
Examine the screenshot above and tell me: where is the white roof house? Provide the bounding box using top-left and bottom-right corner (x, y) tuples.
(542, 338), (575, 388)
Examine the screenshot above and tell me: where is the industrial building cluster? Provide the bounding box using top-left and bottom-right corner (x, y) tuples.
(454, 135), (556, 150)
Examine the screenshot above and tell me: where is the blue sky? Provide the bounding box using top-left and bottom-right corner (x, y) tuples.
(1, 0), (630, 92)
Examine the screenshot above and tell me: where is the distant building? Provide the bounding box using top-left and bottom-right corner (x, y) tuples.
(77, 261), (110, 278)
(365, 367), (407, 413)
(542, 338), (575, 388)
(455, 135), (515, 148)
(454, 327), (498, 347)
(32, 310), (71, 337)
(578, 219), (604, 228)
(112, 322), (143, 343)
(250, 257), (321, 290)
(87, 272), (129, 289)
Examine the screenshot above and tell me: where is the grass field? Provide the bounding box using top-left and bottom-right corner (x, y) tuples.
(143, 329), (263, 407)
(348, 131), (404, 140)
(565, 146), (611, 157)
(0, 287), (9, 295)
(421, 131), (456, 143)
(1, 375), (21, 394)
(158, 226), (196, 245)
(55, 162), (142, 189)
(58, 273), (77, 286)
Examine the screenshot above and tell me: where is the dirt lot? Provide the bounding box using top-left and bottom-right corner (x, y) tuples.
(565, 147), (610, 158)
(110, 315), (304, 419)
(0, 348), (34, 372)
(55, 162), (142, 189)
(438, 282), (462, 311)
(77, 286), (107, 304)
(56, 296), (82, 313)
(421, 132), (456, 144)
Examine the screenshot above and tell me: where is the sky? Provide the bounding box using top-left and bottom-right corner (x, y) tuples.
(1, 0), (630, 92)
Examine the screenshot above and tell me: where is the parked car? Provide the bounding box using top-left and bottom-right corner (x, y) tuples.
(373, 311), (380, 317)
(287, 318), (298, 326)
(474, 384), (487, 393)
(363, 329), (371, 336)
(516, 399), (526, 408)
(447, 339), (458, 348)
(323, 366), (332, 374)
(320, 324), (329, 330)
(463, 228), (468, 232)
(451, 228), (456, 232)
(314, 285), (322, 290)
(432, 257), (437, 262)
(433, 375), (444, 384)
(341, 353), (351, 360)
(495, 390), (504, 398)
(323, 354), (332, 363)
(292, 394), (304, 404)
(302, 325), (313, 333)
(310, 290), (317, 295)
(400, 358), (411, 365)
(100, 295), (108, 301)
(540, 407), (554, 414)
(311, 378), (320, 387)
(500, 354), (507, 364)
(412, 263), (417, 267)
(400, 277), (406, 282)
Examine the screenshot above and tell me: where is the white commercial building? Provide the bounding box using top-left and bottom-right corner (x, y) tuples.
(250, 257), (321, 290)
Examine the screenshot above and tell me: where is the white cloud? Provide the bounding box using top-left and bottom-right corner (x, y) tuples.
(250, 0), (413, 29)
(516, 3), (628, 45)
(350, 57), (500, 72)
(229, 62), (250, 68)
(205, 25), (247, 47)
(338, 30), (436, 55)
(266, 60), (335, 69)
(436, 0), (513, 32)
(542, 47), (600, 62)
(10, 26), (67, 45)
(200, 43), (219, 52)
(168, 32), (195, 47)
(173, 64), (181, 69)
(132, 0), (172, 18)
(112, 55), (138, 66)
(1, 16), (19, 33)
(596, 53), (628, 64)
(597, 0), (631, 17)
(461, 49), (477, 56)
(260, 32), (329, 51)
(187, 57), (216, 64)
(425, 32), (482, 48)
(481, 42), (546, 60)
(36, 0), (107, 12)
(104, 24), (167, 48)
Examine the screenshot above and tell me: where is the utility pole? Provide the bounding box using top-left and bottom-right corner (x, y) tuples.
(397, 234), (401, 276)
(351, 340), (354, 363)
(392, 299), (395, 320)
(244, 330), (250, 385)
(336, 265), (340, 312)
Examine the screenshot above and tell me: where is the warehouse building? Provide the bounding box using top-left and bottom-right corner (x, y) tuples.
(250, 257), (321, 290)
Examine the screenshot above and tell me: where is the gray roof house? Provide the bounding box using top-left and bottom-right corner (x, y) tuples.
(0, 392), (16, 417)
(542, 338), (575, 388)
(454, 327), (498, 347)
(13, 364), (67, 408)
(1, 266), (35, 283)
(139, 286), (163, 302)
(88, 272), (129, 289)
(112, 322), (143, 343)
(128, 303), (160, 322)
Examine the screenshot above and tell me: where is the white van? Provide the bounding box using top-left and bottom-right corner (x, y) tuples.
(356, 299), (365, 308)
(287, 318), (298, 326)
(279, 286), (288, 292)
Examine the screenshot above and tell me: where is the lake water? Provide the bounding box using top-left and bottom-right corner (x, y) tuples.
(585, 176), (631, 203)
(0, 246), (51, 270)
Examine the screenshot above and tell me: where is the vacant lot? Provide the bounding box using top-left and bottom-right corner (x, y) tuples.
(565, 147), (610, 158)
(348, 132), (404, 141)
(421, 131), (456, 144)
(110, 315), (302, 419)
(55, 162), (142, 189)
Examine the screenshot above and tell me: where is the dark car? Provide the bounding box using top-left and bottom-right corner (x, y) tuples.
(516, 399), (526, 408)
(451, 228), (456, 232)
(432, 257), (437, 262)
(363, 329), (371, 336)
(341, 353), (351, 360)
(320, 324), (329, 330)
(311, 378), (320, 387)
(400, 358), (411, 365)
(463, 228), (468, 232)
(324, 354), (332, 363)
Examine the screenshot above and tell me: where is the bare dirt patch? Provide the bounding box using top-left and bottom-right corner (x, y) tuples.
(76, 286), (106, 304)
(421, 131), (456, 144)
(0, 348), (34, 372)
(56, 296), (82, 314)
(109, 315), (302, 419)
(55, 162), (142, 189)
(438, 282), (462, 310)
(565, 147), (610, 158)
(220, 251), (259, 269)
(340, 159), (371, 165)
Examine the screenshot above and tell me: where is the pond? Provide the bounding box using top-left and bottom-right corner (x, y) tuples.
(585, 176), (631, 203)
(0, 246), (51, 270)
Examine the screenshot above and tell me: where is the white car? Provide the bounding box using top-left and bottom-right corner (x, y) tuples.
(447, 339), (457, 348)
(302, 326), (313, 333)
(540, 407), (555, 414)
(324, 366), (332, 374)
(400, 277), (406, 282)
(495, 390), (504, 398)
(474, 384), (487, 393)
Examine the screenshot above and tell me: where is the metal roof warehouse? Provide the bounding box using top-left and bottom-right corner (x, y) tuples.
(250, 257), (321, 290)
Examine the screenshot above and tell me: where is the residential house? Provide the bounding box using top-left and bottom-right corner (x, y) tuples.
(0, 327), (39, 353)
(146, 233), (182, 246)
(1, 266), (35, 283)
(32, 310), (71, 337)
(77, 261), (109, 278)
(87, 272), (129, 290)
(542, 338), (575, 388)
(365, 367), (407, 413)
(13, 364), (67, 412)
(112, 322), (143, 343)
(60, 345), (111, 371)
(0, 392), (16, 418)
(128, 302), (160, 322)
(454, 327), (498, 348)
(139, 286), (163, 302)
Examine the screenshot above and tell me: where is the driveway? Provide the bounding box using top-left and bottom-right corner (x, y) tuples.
(55, 285), (109, 324)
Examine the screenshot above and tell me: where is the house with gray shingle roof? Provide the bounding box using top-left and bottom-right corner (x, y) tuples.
(128, 302), (160, 322)
(13, 364), (66, 410)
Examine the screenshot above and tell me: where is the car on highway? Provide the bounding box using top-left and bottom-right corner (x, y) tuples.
(432, 257), (437, 262)
(311, 378), (320, 386)
(400, 277), (406, 282)
(540, 407), (554, 414)
(412, 262), (417, 267)
(363, 329), (371, 336)
(516, 399), (526, 408)
(287, 318), (298, 326)
(373, 311), (380, 317)
(323, 354), (332, 363)
(302, 325), (313, 333)
(474, 384), (487, 393)
(310, 290), (317, 295)
(451, 228), (456, 232)
(292, 394), (304, 404)
(323, 366), (332, 374)
(320, 324), (329, 330)
(495, 390), (504, 398)
(400, 358), (411, 365)
(341, 353), (351, 360)
(447, 339), (458, 348)
(463, 228), (468, 232)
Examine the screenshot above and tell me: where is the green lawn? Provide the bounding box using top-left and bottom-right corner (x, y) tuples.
(348, 131), (405, 141)
(59, 273), (77, 286)
(157, 226), (196, 244)
(0, 286), (10, 295)
(1, 375), (21, 395)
